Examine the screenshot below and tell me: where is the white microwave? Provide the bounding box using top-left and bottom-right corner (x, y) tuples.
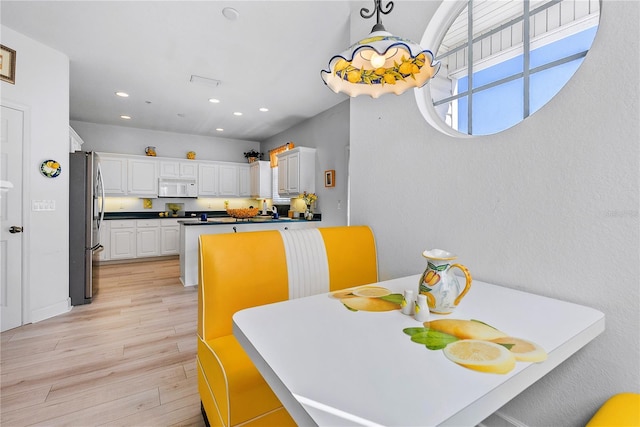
(158, 178), (197, 198)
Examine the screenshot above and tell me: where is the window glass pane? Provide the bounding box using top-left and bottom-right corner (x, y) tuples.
(456, 96), (469, 135)
(530, 57), (583, 115)
(472, 78), (524, 135)
(530, 26), (598, 69)
(472, 53), (524, 89)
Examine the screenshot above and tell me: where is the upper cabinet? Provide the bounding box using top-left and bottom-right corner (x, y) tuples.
(198, 162), (220, 196)
(218, 164), (239, 196)
(99, 154), (127, 196)
(238, 165), (251, 197)
(159, 160), (198, 179)
(198, 161), (249, 198)
(277, 147), (316, 196)
(98, 152), (257, 198)
(128, 158), (159, 196)
(250, 161), (272, 199)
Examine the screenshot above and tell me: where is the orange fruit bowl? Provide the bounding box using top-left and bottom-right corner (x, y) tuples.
(226, 208), (259, 219)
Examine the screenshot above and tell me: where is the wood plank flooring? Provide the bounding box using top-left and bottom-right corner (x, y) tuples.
(1, 258), (205, 427)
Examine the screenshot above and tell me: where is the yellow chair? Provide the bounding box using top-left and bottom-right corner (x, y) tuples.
(586, 393), (640, 427)
(197, 226), (378, 426)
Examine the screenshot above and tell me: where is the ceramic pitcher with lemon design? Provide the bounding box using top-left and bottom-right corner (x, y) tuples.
(418, 249), (472, 314)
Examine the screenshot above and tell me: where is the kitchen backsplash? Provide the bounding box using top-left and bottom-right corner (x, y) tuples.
(104, 197), (267, 213)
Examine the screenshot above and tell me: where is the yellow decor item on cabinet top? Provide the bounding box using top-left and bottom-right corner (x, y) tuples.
(187, 151), (196, 160)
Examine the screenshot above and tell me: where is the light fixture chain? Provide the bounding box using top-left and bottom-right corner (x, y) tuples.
(360, 0), (394, 26)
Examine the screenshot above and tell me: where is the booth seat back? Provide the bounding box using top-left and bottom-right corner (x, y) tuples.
(197, 226), (378, 427)
(198, 226), (378, 341)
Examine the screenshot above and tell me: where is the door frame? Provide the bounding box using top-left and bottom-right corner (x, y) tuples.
(2, 100), (32, 326)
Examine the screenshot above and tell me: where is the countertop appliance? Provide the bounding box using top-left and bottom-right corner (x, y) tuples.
(69, 151), (104, 305)
(158, 178), (197, 198)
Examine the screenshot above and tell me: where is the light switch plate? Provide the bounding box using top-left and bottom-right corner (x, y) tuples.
(32, 200), (56, 211)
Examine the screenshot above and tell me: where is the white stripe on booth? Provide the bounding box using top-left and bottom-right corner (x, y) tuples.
(279, 229), (330, 299)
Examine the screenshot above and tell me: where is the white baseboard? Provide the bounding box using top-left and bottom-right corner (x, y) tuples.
(478, 411), (529, 427)
(30, 298), (71, 323)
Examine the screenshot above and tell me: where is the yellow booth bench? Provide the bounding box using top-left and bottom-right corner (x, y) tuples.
(197, 226), (378, 426)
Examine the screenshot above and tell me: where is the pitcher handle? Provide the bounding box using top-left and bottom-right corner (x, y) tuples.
(451, 264), (472, 306)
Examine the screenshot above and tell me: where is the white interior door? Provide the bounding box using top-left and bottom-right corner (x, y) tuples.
(1, 105), (24, 332)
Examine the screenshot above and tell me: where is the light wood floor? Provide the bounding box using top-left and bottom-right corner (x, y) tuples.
(1, 258), (205, 427)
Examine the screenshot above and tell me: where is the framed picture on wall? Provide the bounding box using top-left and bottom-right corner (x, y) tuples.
(324, 170), (335, 187)
(0, 44), (16, 84)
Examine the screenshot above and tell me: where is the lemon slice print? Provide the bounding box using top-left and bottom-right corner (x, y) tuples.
(340, 296), (399, 312)
(491, 337), (547, 362)
(424, 319), (508, 340)
(352, 286), (391, 298)
(443, 339), (516, 374)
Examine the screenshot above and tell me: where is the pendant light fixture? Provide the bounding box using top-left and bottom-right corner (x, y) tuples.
(321, 0), (440, 98)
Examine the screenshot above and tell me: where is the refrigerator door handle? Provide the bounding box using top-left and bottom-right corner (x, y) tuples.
(96, 163), (105, 233)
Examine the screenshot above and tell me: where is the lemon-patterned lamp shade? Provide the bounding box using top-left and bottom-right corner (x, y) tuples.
(321, 31), (440, 98)
(322, 0), (441, 99)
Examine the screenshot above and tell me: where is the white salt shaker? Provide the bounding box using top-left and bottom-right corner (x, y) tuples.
(401, 290), (414, 315)
(414, 294), (430, 322)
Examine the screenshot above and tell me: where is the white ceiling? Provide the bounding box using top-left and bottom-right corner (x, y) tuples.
(1, 1), (354, 142)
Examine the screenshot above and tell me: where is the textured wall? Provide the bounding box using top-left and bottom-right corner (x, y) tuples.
(348, 1), (639, 425)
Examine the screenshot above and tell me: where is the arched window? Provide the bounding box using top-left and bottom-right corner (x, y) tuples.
(416, 0), (600, 137)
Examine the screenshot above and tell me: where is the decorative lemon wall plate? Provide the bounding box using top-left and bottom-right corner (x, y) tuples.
(40, 160), (61, 178)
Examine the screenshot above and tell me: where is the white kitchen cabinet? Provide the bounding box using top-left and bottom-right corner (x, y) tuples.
(110, 220), (136, 259)
(128, 158), (159, 196)
(218, 163), (239, 196)
(160, 219), (180, 255)
(198, 162), (219, 196)
(136, 219), (160, 257)
(238, 165), (251, 197)
(99, 154), (127, 196)
(277, 147), (316, 196)
(98, 220), (110, 261)
(250, 161), (272, 199)
(159, 160), (198, 179)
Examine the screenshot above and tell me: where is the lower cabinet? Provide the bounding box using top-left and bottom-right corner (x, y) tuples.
(110, 220), (136, 260)
(160, 219), (180, 255)
(104, 218), (179, 261)
(136, 220), (161, 258)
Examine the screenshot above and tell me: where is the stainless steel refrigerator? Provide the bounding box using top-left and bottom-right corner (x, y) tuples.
(69, 151), (105, 305)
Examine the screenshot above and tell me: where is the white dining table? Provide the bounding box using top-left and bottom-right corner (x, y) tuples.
(233, 275), (605, 426)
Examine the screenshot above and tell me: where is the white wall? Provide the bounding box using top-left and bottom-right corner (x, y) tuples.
(261, 100), (350, 226)
(348, 1), (638, 425)
(70, 120), (259, 163)
(1, 26), (71, 322)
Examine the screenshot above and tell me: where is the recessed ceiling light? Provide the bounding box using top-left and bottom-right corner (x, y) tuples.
(209, 98), (220, 103)
(120, 115), (131, 120)
(115, 91), (129, 97)
(222, 7), (239, 21)
(259, 107), (269, 112)
(233, 112), (243, 116)
(216, 128), (224, 132)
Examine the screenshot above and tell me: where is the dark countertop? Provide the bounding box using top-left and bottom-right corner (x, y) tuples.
(178, 217), (321, 226)
(104, 211), (230, 220)
(104, 211), (321, 223)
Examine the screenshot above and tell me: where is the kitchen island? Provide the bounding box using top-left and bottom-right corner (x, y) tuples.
(179, 217), (321, 287)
